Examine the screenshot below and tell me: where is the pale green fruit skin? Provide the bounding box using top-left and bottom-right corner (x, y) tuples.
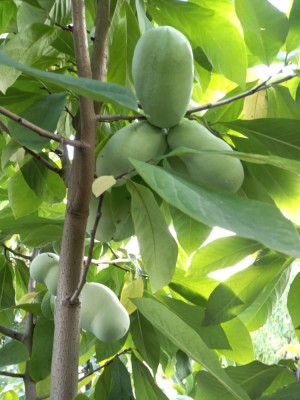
(132, 26), (194, 128)
(80, 282), (130, 342)
(29, 253), (59, 295)
(96, 122), (167, 184)
(86, 193), (115, 242)
(167, 121), (244, 192)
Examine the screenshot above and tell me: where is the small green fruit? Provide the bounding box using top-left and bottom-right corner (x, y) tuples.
(80, 282), (130, 342)
(96, 122), (167, 185)
(132, 26), (194, 128)
(29, 252), (59, 296)
(167, 121), (244, 192)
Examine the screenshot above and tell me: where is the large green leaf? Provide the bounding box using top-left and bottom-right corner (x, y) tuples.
(259, 381), (300, 399)
(235, 0), (289, 64)
(127, 181), (178, 292)
(287, 272), (300, 340)
(0, 215), (64, 246)
(267, 86), (300, 119)
(0, 51), (137, 110)
(196, 361), (294, 400)
(204, 255), (290, 325)
(148, 0), (247, 86)
(94, 358), (133, 400)
(170, 207), (211, 255)
(29, 315), (54, 382)
(131, 160), (300, 258)
(0, 0), (16, 34)
(134, 297), (250, 400)
(286, 0), (300, 53)
(240, 265), (290, 331)
(8, 93), (66, 151)
(188, 236), (261, 278)
(224, 119), (300, 160)
(131, 353), (169, 400)
(8, 170), (43, 218)
(130, 311), (160, 374)
(0, 256), (15, 309)
(0, 340), (29, 368)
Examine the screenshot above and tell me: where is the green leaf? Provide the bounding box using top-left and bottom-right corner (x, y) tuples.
(130, 310), (160, 374)
(0, 215), (64, 246)
(170, 207), (211, 255)
(3, 391), (19, 400)
(240, 265), (290, 331)
(188, 236), (261, 278)
(21, 158), (66, 204)
(8, 170), (43, 218)
(8, 93), (66, 151)
(95, 335), (126, 362)
(287, 272), (300, 340)
(220, 318), (254, 364)
(204, 255), (290, 325)
(235, 0), (289, 64)
(196, 361), (294, 400)
(0, 256), (15, 309)
(131, 160), (300, 258)
(0, 340), (29, 368)
(148, 0), (247, 86)
(224, 118), (300, 160)
(29, 315), (54, 382)
(133, 297), (251, 400)
(0, 51), (137, 110)
(131, 353), (169, 400)
(0, 1), (16, 34)
(127, 181), (178, 292)
(267, 86), (300, 119)
(286, 0), (300, 53)
(94, 358), (133, 400)
(259, 381), (300, 399)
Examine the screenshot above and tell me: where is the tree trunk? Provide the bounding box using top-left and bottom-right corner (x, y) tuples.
(50, 1), (96, 398)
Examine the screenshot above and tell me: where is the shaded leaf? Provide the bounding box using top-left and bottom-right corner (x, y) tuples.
(131, 160), (300, 258)
(127, 181), (178, 292)
(0, 340), (29, 368)
(287, 272), (300, 340)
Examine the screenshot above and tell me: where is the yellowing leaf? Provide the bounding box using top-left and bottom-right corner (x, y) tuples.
(120, 277), (144, 314)
(92, 176), (116, 197)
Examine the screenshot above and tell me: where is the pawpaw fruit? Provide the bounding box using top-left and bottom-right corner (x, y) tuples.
(132, 26), (194, 128)
(167, 121), (244, 192)
(80, 282), (130, 342)
(29, 252), (59, 296)
(96, 121), (167, 185)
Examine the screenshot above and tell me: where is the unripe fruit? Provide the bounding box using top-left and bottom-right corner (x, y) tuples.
(96, 122), (167, 185)
(167, 121), (244, 192)
(80, 282), (130, 342)
(29, 252), (59, 296)
(132, 26), (194, 128)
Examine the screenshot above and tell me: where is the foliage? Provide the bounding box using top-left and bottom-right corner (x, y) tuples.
(0, 0), (300, 399)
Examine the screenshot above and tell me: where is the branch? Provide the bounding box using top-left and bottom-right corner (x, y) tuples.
(2, 244), (32, 261)
(96, 71), (298, 123)
(0, 106), (82, 148)
(0, 325), (23, 341)
(70, 194), (104, 303)
(0, 370), (25, 378)
(24, 147), (62, 176)
(78, 348), (132, 382)
(186, 72), (297, 115)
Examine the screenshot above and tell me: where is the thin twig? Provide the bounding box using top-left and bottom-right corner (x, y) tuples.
(186, 72), (297, 115)
(0, 106), (82, 147)
(24, 147), (62, 176)
(78, 348), (132, 382)
(0, 325), (23, 341)
(0, 370), (25, 378)
(70, 194), (104, 303)
(2, 244), (32, 261)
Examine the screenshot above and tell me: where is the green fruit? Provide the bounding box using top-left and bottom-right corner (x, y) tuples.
(86, 193), (116, 242)
(80, 282), (130, 342)
(29, 252), (59, 296)
(132, 26), (194, 128)
(96, 122), (167, 185)
(167, 121), (244, 192)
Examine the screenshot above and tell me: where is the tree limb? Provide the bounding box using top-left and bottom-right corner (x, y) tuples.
(0, 370), (25, 378)
(0, 106), (82, 147)
(0, 325), (23, 341)
(24, 147), (63, 176)
(2, 243), (32, 261)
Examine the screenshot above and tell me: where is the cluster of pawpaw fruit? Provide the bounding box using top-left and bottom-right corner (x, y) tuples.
(29, 253), (130, 342)
(93, 26), (244, 242)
